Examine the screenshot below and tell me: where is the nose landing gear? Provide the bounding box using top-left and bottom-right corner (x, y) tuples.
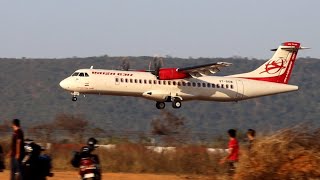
(71, 92), (80, 102)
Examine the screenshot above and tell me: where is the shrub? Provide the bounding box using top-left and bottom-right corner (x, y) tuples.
(235, 126), (320, 180)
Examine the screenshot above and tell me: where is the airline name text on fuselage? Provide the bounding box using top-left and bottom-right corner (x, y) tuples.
(92, 71), (134, 76)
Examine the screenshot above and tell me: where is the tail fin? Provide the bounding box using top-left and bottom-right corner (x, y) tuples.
(230, 42), (307, 84)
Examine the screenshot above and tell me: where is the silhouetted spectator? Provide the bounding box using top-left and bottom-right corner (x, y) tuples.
(11, 119), (25, 180)
(0, 144), (4, 171)
(247, 129), (256, 151)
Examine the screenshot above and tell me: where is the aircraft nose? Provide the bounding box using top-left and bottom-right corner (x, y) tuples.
(59, 79), (69, 90)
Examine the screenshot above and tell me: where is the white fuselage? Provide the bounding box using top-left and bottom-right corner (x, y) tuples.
(59, 69), (298, 102)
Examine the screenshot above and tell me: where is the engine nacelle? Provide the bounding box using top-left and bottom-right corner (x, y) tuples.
(158, 68), (189, 80)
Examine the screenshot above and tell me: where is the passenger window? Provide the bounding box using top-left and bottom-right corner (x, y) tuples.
(197, 83), (201, 87)
(154, 80), (157, 84)
(130, 79), (133, 83)
(168, 81), (171, 85)
(72, 72), (79, 76)
(115, 78), (119, 82)
(178, 82), (181, 86)
(226, 84), (229, 89)
(192, 82), (196, 87)
(79, 73), (84, 77)
(134, 79), (138, 83)
(217, 84), (220, 88)
(163, 81), (166, 85)
(173, 81), (176, 86)
(207, 83), (211, 88)
(202, 83), (206, 87)
(125, 79), (128, 83)
(144, 80), (147, 84)
(187, 82), (191, 86)
(212, 84), (215, 88)
(158, 81), (161, 85)
(231, 85), (234, 89)
(120, 78), (124, 83)
(221, 84), (224, 88)
(149, 80), (152, 84)
(139, 79), (142, 84)
(182, 82), (186, 86)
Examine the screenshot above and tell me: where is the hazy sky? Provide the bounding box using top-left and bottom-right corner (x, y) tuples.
(0, 0), (319, 59)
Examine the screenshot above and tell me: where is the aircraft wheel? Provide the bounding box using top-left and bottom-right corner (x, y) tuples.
(72, 96), (77, 101)
(172, 98), (182, 109)
(156, 102), (165, 109)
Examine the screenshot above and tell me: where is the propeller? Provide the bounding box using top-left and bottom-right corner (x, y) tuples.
(152, 55), (164, 78)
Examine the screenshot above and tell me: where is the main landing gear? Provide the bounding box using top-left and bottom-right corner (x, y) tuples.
(156, 97), (182, 109)
(156, 102), (165, 109)
(172, 98), (182, 108)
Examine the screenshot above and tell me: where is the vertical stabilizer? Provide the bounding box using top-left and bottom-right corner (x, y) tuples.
(229, 42), (307, 84)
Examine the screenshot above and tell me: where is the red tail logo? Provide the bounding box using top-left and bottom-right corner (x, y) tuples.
(259, 58), (287, 75)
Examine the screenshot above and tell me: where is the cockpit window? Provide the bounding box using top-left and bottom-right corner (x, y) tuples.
(85, 73), (89, 77)
(72, 72), (79, 76)
(79, 73), (84, 77)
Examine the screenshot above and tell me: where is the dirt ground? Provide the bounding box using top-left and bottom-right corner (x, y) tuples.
(0, 170), (215, 180)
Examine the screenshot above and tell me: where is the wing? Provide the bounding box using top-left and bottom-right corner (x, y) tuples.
(177, 62), (232, 77)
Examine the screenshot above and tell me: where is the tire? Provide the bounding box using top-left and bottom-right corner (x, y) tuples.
(156, 102), (165, 109)
(172, 98), (182, 108)
(72, 96), (77, 101)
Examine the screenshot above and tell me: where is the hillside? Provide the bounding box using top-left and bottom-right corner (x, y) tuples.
(0, 56), (319, 136)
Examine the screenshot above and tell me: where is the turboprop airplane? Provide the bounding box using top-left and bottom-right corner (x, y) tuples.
(59, 42), (307, 109)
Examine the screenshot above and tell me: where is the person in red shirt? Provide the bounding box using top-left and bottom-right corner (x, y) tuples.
(220, 129), (239, 176)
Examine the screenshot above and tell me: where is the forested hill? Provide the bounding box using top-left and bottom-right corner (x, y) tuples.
(0, 56), (319, 135)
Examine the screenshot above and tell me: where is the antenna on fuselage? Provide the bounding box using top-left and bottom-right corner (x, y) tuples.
(90, 66), (93, 69)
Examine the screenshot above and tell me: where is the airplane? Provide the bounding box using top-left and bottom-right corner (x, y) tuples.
(59, 42), (307, 109)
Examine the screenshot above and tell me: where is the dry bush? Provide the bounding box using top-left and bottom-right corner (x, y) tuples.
(151, 111), (190, 145)
(235, 126), (320, 180)
(99, 143), (224, 176)
(174, 145), (224, 175)
(50, 143), (84, 170)
(101, 143), (171, 173)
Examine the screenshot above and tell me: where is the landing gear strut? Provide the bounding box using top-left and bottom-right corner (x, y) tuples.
(156, 102), (165, 109)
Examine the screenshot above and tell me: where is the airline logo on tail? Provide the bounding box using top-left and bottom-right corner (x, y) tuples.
(259, 58), (287, 75)
(230, 42), (308, 84)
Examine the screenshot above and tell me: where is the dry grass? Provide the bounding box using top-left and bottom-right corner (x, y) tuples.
(99, 143), (225, 175)
(3, 125), (320, 179)
(235, 125), (320, 180)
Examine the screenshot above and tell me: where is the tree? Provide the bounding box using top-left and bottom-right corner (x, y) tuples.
(53, 113), (89, 143)
(151, 111), (189, 145)
(28, 123), (55, 142)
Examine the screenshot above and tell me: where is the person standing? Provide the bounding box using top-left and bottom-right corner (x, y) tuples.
(0, 144), (4, 172)
(220, 129), (239, 176)
(11, 119), (25, 180)
(247, 129), (256, 151)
